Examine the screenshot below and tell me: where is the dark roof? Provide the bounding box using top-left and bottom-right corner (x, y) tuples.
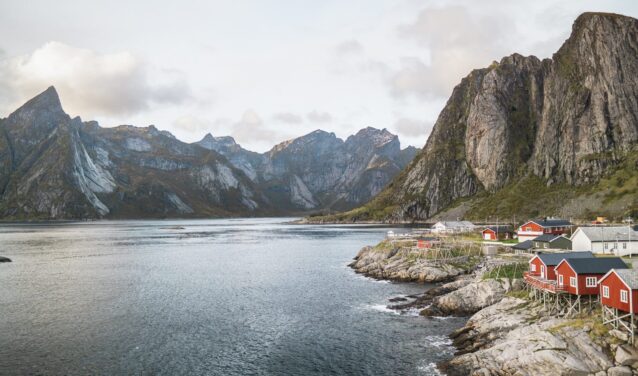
(484, 225), (512, 232)
(561, 257), (628, 274)
(512, 240), (533, 250)
(533, 234), (568, 243)
(532, 219), (573, 228)
(537, 251), (594, 266)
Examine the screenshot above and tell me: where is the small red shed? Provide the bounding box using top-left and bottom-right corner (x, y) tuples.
(528, 251), (594, 280)
(482, 225), (513, 241)
(599, 269), (638, 314)
(555, 257), (628, 295)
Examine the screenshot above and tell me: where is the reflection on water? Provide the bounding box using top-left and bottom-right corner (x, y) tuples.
(0, 218), (464, 375)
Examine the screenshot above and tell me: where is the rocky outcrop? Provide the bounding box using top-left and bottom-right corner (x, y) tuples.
(0, 256), (11, 262)
(421, 278), (520, 316)
(445, 297), (620, 375)
(333, 12), (638, 222)
(350, 244), (468, 282)
(196, 127), (418, 212)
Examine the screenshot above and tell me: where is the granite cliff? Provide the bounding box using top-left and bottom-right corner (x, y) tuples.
(319, 12), (638, 222)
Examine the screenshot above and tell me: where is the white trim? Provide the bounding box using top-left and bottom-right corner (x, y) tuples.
(621, 289), (629, 303)
(585, 277), (597, 288)
(558, 274), (564, 286)
(531, 264), (536, 272)
(570, 276), (577, 288)
(603, 285), (610, 298)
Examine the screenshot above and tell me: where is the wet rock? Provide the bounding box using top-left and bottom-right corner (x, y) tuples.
(0, 256), (11, 263)
(422, 278), (514, 316)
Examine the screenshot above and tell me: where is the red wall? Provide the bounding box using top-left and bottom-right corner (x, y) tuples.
(482, 229), (496, 240)
(519, 221), (569, 235)
(600, 272), (636, 313)
(555, 262), (603, 295)
(520, 222), (542, 232)
(529, 257), (555, 280)
(529, 257), (543, 276)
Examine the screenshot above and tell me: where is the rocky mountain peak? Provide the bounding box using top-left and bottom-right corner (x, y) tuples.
(8, 86), (66, 122)
(347, 127), (398, 149)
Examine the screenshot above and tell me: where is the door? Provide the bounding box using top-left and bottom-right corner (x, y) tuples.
(541, 265), (545, 279)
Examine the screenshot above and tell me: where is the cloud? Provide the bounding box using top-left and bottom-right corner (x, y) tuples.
(390, 5), (511, 99)
(0, 41), (191, 117)
(231, 110), (283, 148)
(273, 112), (303, 124)
(393, 117), (433, 138)
(334, 40), (364, 56)
(306, 110), (332, 123)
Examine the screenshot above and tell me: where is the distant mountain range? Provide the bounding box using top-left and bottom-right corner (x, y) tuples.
(0, 87), (417, 219)
(317, 12), (638, 223)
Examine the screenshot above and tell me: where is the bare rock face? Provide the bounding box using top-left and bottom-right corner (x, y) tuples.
(196, 127), (418, 212)
(423, 278), (514, 316)
(0, 87), (269, 219)
(358, 12), (638, 221)
(349, 244), (466, 283)
(446, 298), (614, 376)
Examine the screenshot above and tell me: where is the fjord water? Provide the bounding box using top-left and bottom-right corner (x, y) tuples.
(0, 218), (463, 375)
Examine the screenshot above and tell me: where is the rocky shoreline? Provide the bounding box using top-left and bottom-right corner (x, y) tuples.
(352, 243), (638, 375)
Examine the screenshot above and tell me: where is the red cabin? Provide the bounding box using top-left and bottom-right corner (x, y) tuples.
(416, 237), (439, 249)
(599, 269), (638, 314)
(555, 258), (628, 295)
(517, 218), (573, 242)
(528, 251), (593, 281)
(482, 225), (513, 241)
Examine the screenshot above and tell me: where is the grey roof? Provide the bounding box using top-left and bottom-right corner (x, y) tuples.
(562, 257), (628, 274)
(512, 240), (533, 250)
(533, 218), (573, 227)
(537, 251), (594, 266)
(533, 234), (566, 243)
(574, 226), (638, 242)
(612, 269), (638, 289)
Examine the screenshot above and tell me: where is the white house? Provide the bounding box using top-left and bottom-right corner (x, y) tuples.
(431, 221), (476, 234)
(570, 226), (638, 257)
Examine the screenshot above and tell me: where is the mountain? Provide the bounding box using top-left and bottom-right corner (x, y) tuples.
(195, 127), (418, 212)
(321, 12), (638, 223)
(0, 88), (417, 219)
(0, 87), (269, 219)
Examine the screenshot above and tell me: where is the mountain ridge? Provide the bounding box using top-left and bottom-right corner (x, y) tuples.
(0, 87), (417, 219)
(313, 12), (638, 223)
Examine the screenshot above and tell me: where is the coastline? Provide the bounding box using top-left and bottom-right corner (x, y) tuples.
(352, 240), (638, 375)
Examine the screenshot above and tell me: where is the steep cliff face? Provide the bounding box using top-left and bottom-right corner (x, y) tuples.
(0, 87), (269, 219)
(339, 12), (638, 222)
(196, 127), (418, 212)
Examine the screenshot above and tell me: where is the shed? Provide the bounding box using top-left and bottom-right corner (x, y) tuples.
(532, 234), (572, 250)
(528, 251), (594, 280)
(482, 225), (513, 241)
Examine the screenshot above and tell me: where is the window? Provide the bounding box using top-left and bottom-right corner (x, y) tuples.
(603, 286), (610, 298)
(621, 290), (629, 303)
(623, 243), (627, 249)
(544, 244), (548, 249)
(570, 277), (577, 287)
(586, 277), (597, 288)
(531, 264), (536, 272)
(541, 266), (545, 277)
(558, 275), (564, 286)
(605, 242), (609, 249)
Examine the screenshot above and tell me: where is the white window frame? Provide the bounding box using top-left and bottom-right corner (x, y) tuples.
(621, 290), (629, 303)
(585, 277), (597, 288)
(531, 264), (536, 272)
(570, 277), (577, 287)
(558, 275), (564, 286)
(623, 242), (627, 249)
(544, 244), (548, 249)
(603, 286), (610, 298)
(605, 242), (609, 249)
(541, 265), (545, 278)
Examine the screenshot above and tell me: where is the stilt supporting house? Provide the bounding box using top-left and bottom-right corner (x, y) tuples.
(601, 305), (636, 344)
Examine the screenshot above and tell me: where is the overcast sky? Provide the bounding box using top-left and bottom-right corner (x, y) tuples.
(1, 0), (637, 152)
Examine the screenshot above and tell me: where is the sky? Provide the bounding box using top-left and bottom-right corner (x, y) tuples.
(1, 0), (637, 152)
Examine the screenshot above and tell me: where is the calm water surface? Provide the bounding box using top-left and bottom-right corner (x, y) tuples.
(0, 218), (464, 375)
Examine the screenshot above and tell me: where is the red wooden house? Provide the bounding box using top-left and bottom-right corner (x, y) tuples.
(599, 268), (638, 343)
(416, 237), (439, 249)
(599, 269), (638, 315)
(554, 257), (628, 295)
(517, 218), (573, 242)
(481, 225), (513, 241)
(528, 251), (593, 281)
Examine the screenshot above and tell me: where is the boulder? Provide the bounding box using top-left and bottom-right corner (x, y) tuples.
(0, 256), (11, 263)
(615, 345), (638, 367)
(607, 366), (632, 376)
